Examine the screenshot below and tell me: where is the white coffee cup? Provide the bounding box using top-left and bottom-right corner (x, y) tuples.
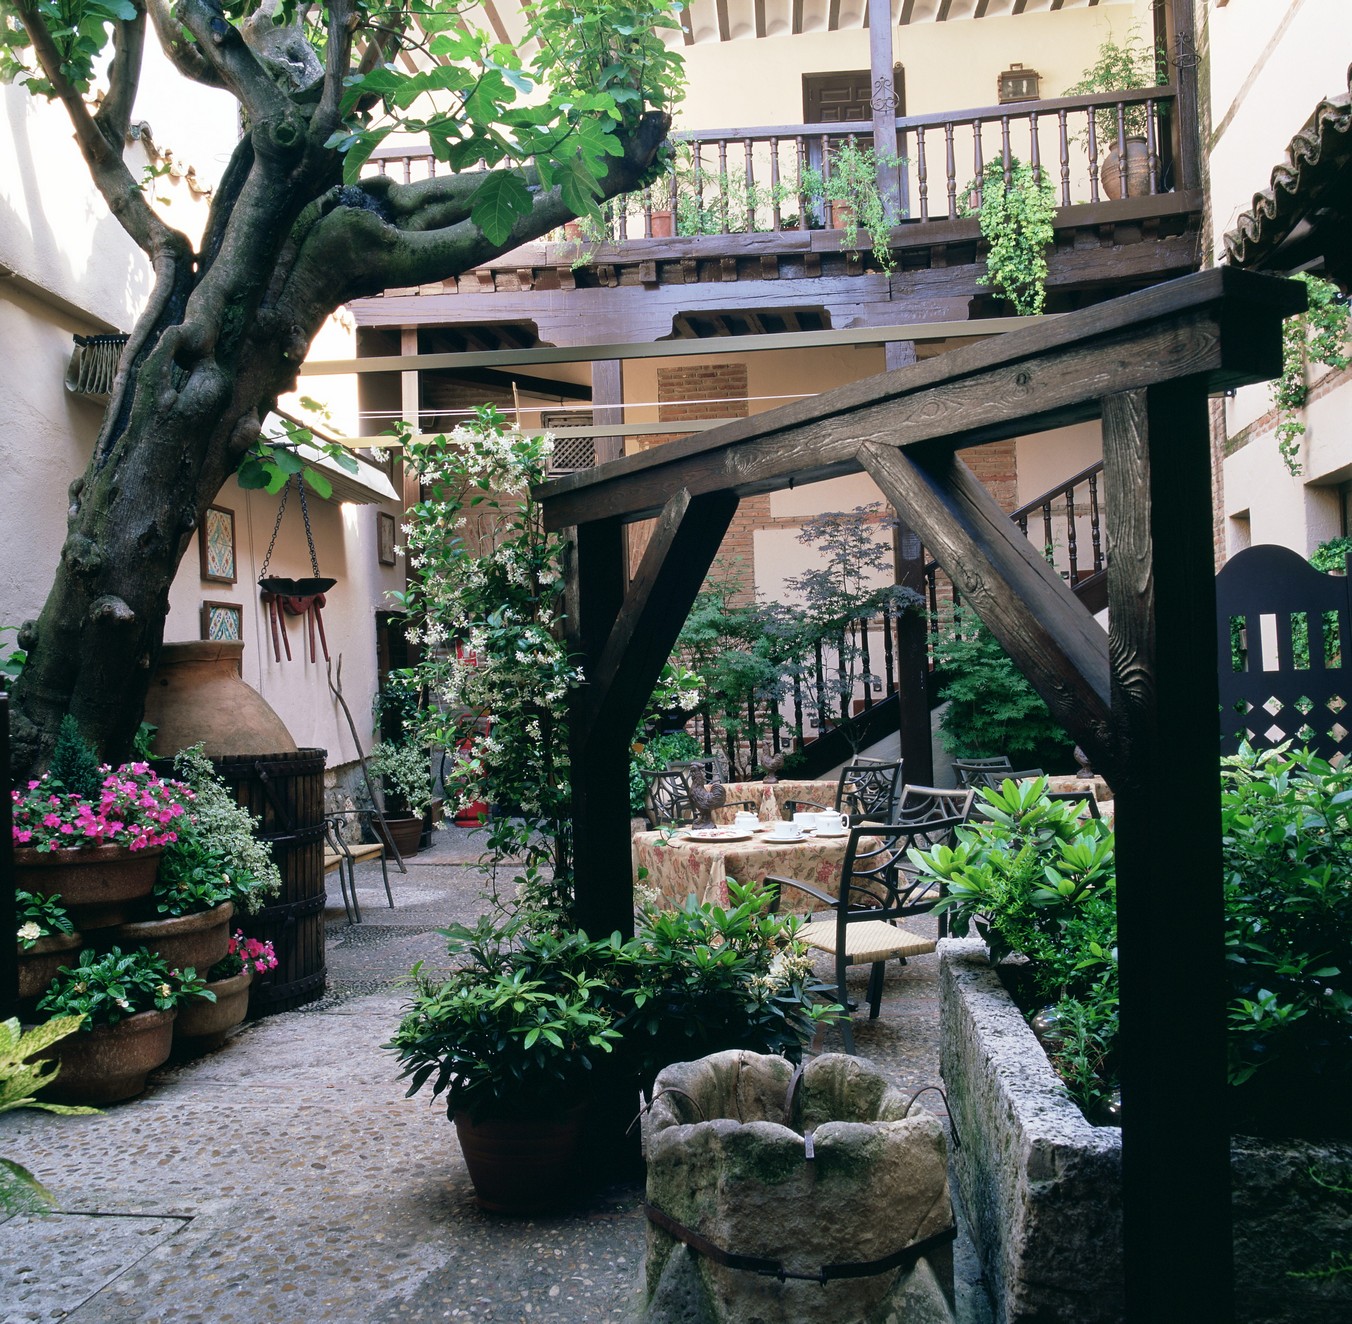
(769, 822), (803, 840)
(792, 811), (816, 831)
(733, 811), (758, 831)
(814, 811), (849, 835)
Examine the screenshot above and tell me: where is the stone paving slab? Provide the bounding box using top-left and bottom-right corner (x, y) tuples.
(1, 830), (994, 1323)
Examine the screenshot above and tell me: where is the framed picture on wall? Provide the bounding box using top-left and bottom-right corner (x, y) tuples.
(378, 511), (398, 566)
(199, 505), (237, 583)
(201, 600), (243, 642)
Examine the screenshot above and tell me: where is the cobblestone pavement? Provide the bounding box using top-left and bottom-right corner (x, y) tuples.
(1, 826), (995, 1323)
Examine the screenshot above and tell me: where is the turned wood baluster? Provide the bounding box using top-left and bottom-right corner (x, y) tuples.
(1029, 111), (1042, 186)
(1041, 503), (1054, 561)
(1057, 108), (1071, 207)
(1088, 470), (1103, 573)
(1000, 115), (1012, 185)
(1065, 486), (1080, 585)
(744, 139), (756, 231)
(642, 186), (653, 238)
(795, 136), (808, 224)
(716, 139), (729, 233)
(1086, 109), (1101, 204)
(1114, 102), (1127, 171)
(882, 602), (896, 696)
(944, 121), (957, 218)
(915, 125), (929, 221)
(860, 617), (874, 711)
(1145, 97), (1160, 194)
(693, 145), (704, 225)
(769, 136), (783, 229)
(972, 123), (985, 207)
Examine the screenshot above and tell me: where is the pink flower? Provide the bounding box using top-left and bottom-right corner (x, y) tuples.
(14, 829), (32, 843)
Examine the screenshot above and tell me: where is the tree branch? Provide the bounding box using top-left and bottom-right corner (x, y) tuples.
(314, 0), (358, 143)
(14, 0), (185, 259)
(175, 0), (294, 125)
(147, 0), (226, 89)
(93, 8), (146, 151)
(285, 111), (670, 308)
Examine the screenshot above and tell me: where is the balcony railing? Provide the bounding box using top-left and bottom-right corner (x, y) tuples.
(366, 86), (1178, 243)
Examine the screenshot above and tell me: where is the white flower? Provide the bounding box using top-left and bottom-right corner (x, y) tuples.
(17, 920), (42, 943)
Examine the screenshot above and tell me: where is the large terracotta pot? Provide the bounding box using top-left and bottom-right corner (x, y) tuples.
(1100, 138), (1150, 200)
(107, 901), (234, 975)
(174, 968), (252, 1049)
(143, 641), (296, 757)
(43, 1009), (176, 1104)
(17, 931), (83, 1010)
(15, 844), (163, 930)
(453, 1104), (588, 1213)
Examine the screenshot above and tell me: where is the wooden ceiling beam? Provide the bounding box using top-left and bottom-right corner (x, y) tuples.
(716, 0), (731, 42)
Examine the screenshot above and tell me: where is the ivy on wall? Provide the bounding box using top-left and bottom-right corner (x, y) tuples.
(1272, 273), (1350, 475)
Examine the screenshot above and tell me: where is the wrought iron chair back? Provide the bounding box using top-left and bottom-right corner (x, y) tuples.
(952, 755), (1014, 789)
(642, 767), (694, 828)
(766, 816), (965, 1052)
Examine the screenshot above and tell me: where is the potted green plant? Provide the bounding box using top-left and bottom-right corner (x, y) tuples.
(174, 930), (277, 1049)
(15, 890), (81, 1012)
(368, 740), (434, 856)
(388, 916), (620, 1212)
(1063, 28), (1163, 200)
(36, 947), (213, 1103)
(801, 141), (903, 270)
(11, 717), (191, 929)
(960, 158), (1057, 316)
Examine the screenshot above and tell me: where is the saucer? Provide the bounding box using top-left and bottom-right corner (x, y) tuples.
(765, 832), (804, 842)
(814, 829), (848, 838)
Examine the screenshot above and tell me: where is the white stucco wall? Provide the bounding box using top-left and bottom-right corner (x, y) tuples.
(1211, 0), (1352, 559)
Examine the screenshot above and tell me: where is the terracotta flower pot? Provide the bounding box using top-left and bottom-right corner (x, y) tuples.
(378, 814), (423, 858)
(1099, 138), (1150, 200)
(649, 208), (675, 238)
(43, 1009), (176, 1105)
(174, 968), (252, 1049)
(107, 901), (234, 975)
(17, 931), (83, 1010)
(15, 844), (163, 931)
(453, 1104), (588, 1213)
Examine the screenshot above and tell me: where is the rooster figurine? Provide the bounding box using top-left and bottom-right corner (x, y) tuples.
(687, 763), (726, 830)
(760, 748), (786, 784)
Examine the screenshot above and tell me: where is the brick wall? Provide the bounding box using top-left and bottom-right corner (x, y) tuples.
(963, 439), (1019, 513)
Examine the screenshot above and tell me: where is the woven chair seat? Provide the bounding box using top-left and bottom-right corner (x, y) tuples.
(799, 918), (937, 966)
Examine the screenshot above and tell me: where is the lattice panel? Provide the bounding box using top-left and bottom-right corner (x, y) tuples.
(547, 434), (597, 474)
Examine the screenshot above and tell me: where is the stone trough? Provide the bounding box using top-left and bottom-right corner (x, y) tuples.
(639, 1049), (957, 1324)
(940, 937), (1352, 1324)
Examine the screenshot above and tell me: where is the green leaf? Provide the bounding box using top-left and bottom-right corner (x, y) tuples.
(470, 171), (533, 246)
(301, 467), (333, 500)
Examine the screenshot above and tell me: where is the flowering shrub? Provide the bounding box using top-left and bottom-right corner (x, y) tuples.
(37, 947), (213, 1030)
(395, 405), (577, 902)
(15, 891), (74, 950)
(11, 764), (190, 853)
(367, 740), (435, 818)
(207, 931), (278, 982)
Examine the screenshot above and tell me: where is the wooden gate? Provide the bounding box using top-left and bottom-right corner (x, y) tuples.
(1215, 544), (1352, 764)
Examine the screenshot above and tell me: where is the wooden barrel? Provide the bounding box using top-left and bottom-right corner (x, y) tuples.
(211, 748), (327, 1016)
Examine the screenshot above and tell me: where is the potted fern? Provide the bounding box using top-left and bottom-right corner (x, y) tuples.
(801, 141), (903, 270)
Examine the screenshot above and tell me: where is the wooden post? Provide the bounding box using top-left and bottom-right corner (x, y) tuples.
(565, 517), (631, 939)
(591, 359), (625, 464)
(885, 341), (931, 782)
(1162, 0), (1202, 192)
(1102, 382), (1231, 1321)
(868, 0), (902, 220)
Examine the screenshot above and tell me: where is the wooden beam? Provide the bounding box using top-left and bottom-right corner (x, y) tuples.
(828, 0), (841, 32)
(302, 315), (1044, 376)
(869, 0), (902, 220)
(1102, 383), (1232, 1319)
(860, 442), (1113, 771)
(754, 0), (766, 38)
(591, 359), (624, 463)
(579, 488), (739, 749)
(538, 269), (1302, 530)
(680, 2), (694, 45)
(715, 0), (731, 42)
(569, 490), (739, 940)
(899, 0), (916, 24)
(792, 0), (803, 35)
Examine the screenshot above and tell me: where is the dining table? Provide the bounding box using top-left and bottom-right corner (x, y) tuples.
(633, 820), (878, 910)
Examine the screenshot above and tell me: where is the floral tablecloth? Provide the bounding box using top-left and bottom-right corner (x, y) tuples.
(633, 825), (876, 910)
(714, 780), (842, 824)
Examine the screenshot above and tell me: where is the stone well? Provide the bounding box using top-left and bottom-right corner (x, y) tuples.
(639, 1049), (957, 1324)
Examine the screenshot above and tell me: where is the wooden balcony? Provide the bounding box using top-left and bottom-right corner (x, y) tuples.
(366, 84), (1196, 264)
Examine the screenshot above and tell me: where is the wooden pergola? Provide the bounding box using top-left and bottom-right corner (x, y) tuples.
(537, 266), (1305, 1320)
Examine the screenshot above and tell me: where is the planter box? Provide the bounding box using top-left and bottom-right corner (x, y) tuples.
(939, 938), (1352, 1324)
